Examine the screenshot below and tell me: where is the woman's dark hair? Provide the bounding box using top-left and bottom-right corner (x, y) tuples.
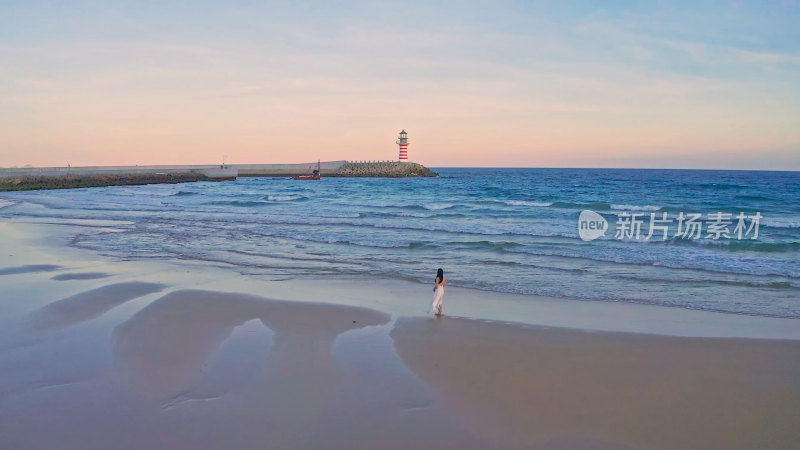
(436, 268), (444, 283)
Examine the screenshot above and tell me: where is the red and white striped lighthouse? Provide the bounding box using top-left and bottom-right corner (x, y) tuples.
(396, 129), (409, 161)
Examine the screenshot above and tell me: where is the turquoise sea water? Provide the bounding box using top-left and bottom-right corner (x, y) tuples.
(1, 168), (798, 317)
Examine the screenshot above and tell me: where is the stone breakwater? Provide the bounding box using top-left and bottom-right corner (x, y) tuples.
(0, 172), (231, 191)
(330, 162), (437, 177)
(235, 161), (437, 177)
(0, 160), (437, 191)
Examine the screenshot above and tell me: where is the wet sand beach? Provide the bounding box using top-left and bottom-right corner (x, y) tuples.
(392, 317), (800, 449)
(1, 221), (799, 449)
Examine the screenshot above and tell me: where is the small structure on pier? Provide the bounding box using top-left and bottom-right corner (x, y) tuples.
(396, 130), (409, 161)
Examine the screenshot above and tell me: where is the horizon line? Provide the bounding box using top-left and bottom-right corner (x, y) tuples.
(2, 163), (799, 173)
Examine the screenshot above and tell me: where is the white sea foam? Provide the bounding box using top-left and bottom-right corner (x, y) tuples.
(505, 200), (553, 207)
(423, 203), (455, 210)
(611, 204), (661, 211)
(267, 195), (305, 202)
(762, 218), (800, 229)
(394, 212), (433, 218)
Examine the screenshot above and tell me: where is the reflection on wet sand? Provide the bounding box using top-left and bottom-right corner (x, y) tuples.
(0, 264), (61, 276)
(1, 285), (492, 449)
(112, 290), (390, 399)
(390, 316), (800, 450)
(108, 291), (489, 449)
(51, 272), (111, 281)
(25, 282), (167, 333)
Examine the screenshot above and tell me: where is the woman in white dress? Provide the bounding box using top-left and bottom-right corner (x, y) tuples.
(429, 268), (446, 316)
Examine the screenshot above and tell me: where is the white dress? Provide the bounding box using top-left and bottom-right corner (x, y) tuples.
(429, 280), (445, 314)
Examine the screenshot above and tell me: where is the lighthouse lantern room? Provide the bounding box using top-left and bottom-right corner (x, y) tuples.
(396, 130), (409, 161)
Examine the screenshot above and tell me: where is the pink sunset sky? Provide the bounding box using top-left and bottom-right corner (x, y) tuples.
(1, 1), (799, 170)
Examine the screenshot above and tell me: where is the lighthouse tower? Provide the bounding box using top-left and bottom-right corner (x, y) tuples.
(396, 130), (409, 161)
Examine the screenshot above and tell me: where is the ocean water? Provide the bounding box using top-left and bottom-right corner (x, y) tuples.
(1, 168), (798, 317)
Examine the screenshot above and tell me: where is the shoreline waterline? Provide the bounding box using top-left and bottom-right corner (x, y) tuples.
(1, 168), (797, 318)
(2, 220), (798, 340)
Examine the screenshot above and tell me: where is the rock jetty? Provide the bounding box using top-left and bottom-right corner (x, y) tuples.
(0, 172), (230, 191)
(0, 160), (437, 191)
(331, 161), (437, 177)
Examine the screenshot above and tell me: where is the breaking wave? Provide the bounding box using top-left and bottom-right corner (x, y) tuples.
(266, 195), (307, 202)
